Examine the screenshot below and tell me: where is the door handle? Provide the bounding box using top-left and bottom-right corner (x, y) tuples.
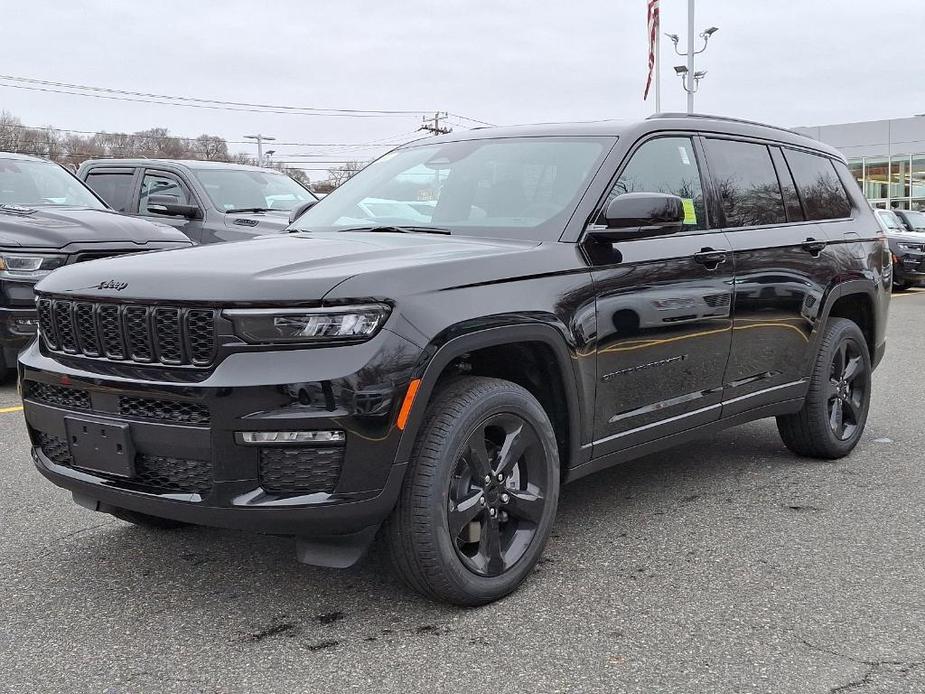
(693, 248), (728, 269)
(801, 238), (828, 256)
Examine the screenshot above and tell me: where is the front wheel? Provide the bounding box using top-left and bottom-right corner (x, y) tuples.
(386, 377), (560, 606)
(777, 318), (872, 459)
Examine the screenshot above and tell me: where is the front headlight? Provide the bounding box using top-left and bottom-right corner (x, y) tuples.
(225, 304), (390, 344)
(0, 253), (67, 279)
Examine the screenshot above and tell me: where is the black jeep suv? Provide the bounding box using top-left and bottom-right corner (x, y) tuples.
(20, 114), (890, 605)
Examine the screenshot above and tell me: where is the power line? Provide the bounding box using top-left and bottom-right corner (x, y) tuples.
(0, 74), (494, 126)
(0, 81), (418, 119)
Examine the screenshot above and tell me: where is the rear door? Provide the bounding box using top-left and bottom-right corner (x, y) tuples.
(82, 167), (139, 213)
(587, 134), (734, 457)
(137, 169), (205, 242)
(703, 137), (841, 416)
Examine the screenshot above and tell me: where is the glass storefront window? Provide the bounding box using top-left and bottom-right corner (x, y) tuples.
(847, 160), (863, 191)
(911, 155), (925, 202)
(890, 154), (910, 200)
(863, 158), (890, 200)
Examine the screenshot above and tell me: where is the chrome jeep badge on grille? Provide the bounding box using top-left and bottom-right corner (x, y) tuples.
(96, 280), (128, 291)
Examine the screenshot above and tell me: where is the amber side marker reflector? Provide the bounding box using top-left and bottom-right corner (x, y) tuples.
(397, 378), (422, 430)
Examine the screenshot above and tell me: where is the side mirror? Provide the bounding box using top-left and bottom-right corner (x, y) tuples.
(289, 199), (319, 224)
(589, 192), (686, 241)
(147, 194), (200, 219)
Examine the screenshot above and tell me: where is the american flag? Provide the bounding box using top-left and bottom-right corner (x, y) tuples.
(644, 0), (660, 100)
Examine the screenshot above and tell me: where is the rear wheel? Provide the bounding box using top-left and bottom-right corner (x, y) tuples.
(777, 318), (871, 459)
(109, 508), (188, 530)
(386, 377), (560, 606)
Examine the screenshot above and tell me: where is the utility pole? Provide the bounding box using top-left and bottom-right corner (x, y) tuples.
(666, 0), (718, 114)
(419, 112), (452, 136)
(244, 133), (276, 166)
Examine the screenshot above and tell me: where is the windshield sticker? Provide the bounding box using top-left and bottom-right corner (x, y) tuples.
(678, 146), (691, 166)
(682, 198), (697, 225)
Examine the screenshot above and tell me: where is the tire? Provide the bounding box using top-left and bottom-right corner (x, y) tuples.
(385, 376), (560, 606)
(777, 317), (872, 459)
(893, 280), (910, 292)
(109, 508), (188, 530)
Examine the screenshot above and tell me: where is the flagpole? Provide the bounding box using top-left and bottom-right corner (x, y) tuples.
(654, 26), (661, 112)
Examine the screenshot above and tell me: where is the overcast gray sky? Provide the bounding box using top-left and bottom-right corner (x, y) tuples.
(2, 0), (923, 174)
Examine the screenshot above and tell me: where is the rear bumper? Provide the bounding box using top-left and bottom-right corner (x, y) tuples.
(18, 329), (422, 540)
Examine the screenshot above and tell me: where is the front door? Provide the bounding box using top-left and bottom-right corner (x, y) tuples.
(137, 169), (204, 243)
(587, 135), (734, 458)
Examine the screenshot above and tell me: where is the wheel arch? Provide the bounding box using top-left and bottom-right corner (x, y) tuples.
(393, 322), (588, 474)
(811, 279), (884, 372)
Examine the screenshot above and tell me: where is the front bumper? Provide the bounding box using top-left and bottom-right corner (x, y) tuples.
(19, 329), (421, 539)
(893, 253), (925, 286)
(0, 306), (38, 368)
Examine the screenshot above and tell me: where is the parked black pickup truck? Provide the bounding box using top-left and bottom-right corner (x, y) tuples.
(0, 152), (191, 377)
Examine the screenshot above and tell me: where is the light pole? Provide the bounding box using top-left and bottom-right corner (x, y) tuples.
(244, 134), (276, 167)
(666, 0), (717, 113)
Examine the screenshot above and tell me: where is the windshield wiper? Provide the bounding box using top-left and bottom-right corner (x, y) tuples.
(338, 225), (451, 235)
(225, 207), (276, 214)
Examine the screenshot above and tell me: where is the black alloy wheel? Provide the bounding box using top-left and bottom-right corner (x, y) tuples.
(448, 412), (548, 577)
(777, 317), (872, 459)
(386, 376), (560, 606)
(826, 338), (868, 441)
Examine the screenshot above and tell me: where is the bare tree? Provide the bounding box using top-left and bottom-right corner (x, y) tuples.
(327, 161), (362, 188)
(0, 109), (310, 189)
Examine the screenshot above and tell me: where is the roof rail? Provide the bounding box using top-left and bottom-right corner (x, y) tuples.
(646, 112), (802, 136)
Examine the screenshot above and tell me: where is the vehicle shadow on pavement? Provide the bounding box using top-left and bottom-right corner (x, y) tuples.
(36, 418), (850, 647)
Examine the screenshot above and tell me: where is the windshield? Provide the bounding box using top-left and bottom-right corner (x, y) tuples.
(192, 169), (317, 212)
(290, 137), (612, 240)
(876, 210), (906, 233)
(901, 210), (925, 231)
(0, 158), (104, 209)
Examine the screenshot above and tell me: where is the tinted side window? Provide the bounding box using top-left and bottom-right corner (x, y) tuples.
(784, 149), (852, 220)
(139, 172), (191, 215)
(705, 139), (786, 228)
(84, 171), (134, 212)
(596, 136), (706, 230)
(769, 147), (804, 222)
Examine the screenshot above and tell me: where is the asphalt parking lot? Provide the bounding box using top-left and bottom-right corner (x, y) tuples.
(1, 291), (924, 694)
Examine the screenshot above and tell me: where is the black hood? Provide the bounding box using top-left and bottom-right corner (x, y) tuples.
(35, 231), (541, 303)
(0, 205), (190, 249)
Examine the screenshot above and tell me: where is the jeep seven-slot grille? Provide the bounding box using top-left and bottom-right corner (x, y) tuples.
(37, 298), (216, 366)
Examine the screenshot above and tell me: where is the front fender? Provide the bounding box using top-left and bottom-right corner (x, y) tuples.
(391, 320), (590, 471)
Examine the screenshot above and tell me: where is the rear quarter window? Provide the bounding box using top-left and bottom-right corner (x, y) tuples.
(85, 171), (134, 212)
(783, 149), (852, 221)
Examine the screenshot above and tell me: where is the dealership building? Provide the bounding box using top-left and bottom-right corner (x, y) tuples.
(792, 115), (925, 211)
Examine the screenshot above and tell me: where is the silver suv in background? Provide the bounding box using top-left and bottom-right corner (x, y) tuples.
(77, 160), (318, 244)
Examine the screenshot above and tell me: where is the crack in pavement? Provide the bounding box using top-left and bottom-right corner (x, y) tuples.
(794, 635), (925, 693)
(12, 520), (115, 565)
